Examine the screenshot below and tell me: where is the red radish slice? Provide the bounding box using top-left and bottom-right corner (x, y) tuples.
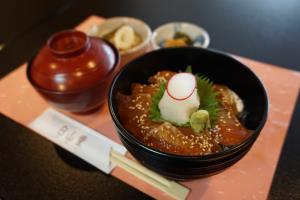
(166, 73), (196, 100)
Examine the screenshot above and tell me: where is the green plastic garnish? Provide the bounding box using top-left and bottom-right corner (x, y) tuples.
(190, 110), (211, 133)
(185, 65), (193, 73)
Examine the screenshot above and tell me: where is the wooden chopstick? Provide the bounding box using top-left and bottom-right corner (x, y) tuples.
(110, 150), (190, 200)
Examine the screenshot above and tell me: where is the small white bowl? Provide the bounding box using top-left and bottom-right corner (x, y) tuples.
(88, 17), (152, 67)
(151, 22), (210, 49)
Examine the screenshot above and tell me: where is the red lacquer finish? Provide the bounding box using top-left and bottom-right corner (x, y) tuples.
(27, 30), (119, 112)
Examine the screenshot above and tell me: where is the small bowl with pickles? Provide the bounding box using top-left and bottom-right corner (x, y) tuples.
(88, 17), (152, 67)
(151, 22), (210, 49)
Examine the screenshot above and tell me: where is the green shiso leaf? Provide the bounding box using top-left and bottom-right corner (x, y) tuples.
(149, 82), (166, 122)
(196, 75), (219, 125)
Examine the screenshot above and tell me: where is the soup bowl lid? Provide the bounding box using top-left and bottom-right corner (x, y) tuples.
(29, 29), (119, 92)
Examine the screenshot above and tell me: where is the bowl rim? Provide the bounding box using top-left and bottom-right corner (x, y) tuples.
(108, 47), (269, 160)
(151, 21), (210, 49)
(27, 39), (120, 94)
(89, 16), (152, 55)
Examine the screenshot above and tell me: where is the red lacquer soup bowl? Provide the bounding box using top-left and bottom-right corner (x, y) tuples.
(27, 30), (119, 112)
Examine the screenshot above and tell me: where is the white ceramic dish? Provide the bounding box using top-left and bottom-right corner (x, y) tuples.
(151, 22), (210, 49)
(88, 17), (152, 67)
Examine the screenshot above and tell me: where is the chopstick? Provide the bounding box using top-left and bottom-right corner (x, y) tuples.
(110, 150), (190, 200)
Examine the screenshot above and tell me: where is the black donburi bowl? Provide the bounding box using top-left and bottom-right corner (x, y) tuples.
(108, 47), (268, 180)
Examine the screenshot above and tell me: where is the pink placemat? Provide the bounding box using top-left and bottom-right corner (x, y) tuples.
(1, 15), (300, 200)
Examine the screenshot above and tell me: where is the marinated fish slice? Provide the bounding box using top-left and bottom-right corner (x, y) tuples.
(117, 92), (157, 138)
(214, 86), (251, 146)
(216, 85), (244, 115)
(117, 71), (253, 155)
(148, 71), (176, 84)
(148, 122), (221, 155)
(216, 107), (251, 146)
(131, 83), (159, 95)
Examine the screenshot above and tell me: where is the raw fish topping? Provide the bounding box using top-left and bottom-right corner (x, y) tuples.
(117, 68), (252, 155)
